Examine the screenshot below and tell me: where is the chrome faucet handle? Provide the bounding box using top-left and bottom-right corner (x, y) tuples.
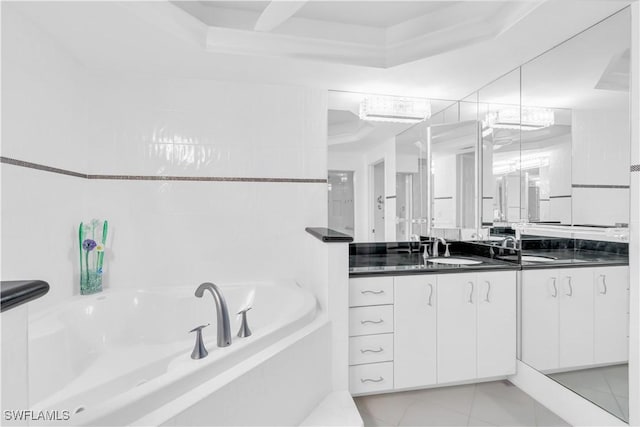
(237, 307), (252, 338)
(189, 323), (210, 360)
(444, 243), (451, 258)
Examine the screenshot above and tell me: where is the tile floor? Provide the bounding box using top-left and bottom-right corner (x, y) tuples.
(354, 380), (570, 426)
(549, 364), (628, 422)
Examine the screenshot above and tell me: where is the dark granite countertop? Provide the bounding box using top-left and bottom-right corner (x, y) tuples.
(518, 249), (629, 269)
(349, 252), (520, 277)
(1, 280), (49, 313)
(349, 238), (629, 277)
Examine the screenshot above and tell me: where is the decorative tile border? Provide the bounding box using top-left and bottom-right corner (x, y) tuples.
(631, 164), (640, 172)
(572, 184), (630, 189)
(1, 156), (88, 178)
(0, 156), (327, 184)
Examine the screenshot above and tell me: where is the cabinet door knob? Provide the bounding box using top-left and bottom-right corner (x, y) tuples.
(599, 275), (607, 295)
(550, 277), (558, 298)
(361, 376), (384, 383)
(565, 276), (573, 297)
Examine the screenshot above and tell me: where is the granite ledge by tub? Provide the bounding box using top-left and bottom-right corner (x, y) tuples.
(1, 280), (49, 313)
(305, 227), (354, 243)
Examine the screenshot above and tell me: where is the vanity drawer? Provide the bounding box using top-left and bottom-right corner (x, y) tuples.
(349, 277), (394, 307)
(349, 305), (394, 336)
(350, 333), (394, 365)
(349, 362), (394, 395)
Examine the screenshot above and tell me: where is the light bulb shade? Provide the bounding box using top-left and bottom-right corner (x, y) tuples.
(360, 95), (430, 123)
(485, 106), (554, 131)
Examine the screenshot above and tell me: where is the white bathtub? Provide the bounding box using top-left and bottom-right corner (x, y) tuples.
(28, 280), (318, 426)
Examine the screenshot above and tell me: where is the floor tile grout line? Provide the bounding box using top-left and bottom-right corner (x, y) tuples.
(601, 368), (626, 420)
(466, 383), (478, 426)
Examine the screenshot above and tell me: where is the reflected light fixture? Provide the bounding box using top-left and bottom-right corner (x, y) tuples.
(493, 152), (550, 175)
(485, 106), (554, 131)
(360, 95), (430, 123)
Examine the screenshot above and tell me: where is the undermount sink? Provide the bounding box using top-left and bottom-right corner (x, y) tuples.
(427, 258), (482, 265)
(521, 255), (557, 262)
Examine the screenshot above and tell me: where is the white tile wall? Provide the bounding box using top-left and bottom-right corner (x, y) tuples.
(86, 76), (327, 178)
(2, 3), (329, 308)
(84, 180), (327, 290)
(572, 187), (630, 226)
(1, 5), (88, 171)
(1, 166), (87, 310)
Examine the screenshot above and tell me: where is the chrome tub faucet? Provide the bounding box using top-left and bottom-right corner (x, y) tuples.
(195, 282), (232, 347)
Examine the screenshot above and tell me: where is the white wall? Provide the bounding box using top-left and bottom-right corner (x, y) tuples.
(1, 4), (329, 310)
(1, 5), (89, 309)
(328, 138), (397, 242)
(628, 4), (639, 424)
(83, 76), (328, 294)
(572, 108), (630, 226)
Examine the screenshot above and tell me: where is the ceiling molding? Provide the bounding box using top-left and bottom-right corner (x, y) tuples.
(254, 1), (309, 32)
(196, 1), (547, 69)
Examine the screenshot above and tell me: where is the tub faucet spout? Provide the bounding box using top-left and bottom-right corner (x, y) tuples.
(195, 282), (232, 347)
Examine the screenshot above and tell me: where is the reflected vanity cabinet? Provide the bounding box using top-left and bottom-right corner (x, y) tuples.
(521, 266), (629, 372)
(348, 271), (516, 396)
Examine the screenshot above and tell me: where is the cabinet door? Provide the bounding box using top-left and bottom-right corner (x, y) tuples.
(521, 270), (559, 371)
(594, 266), (629, 364)
(477, 271), (516, 378)
(394, 276), (437, 389)
(437, 273), (476, 383)
(558, 268), (595, 369)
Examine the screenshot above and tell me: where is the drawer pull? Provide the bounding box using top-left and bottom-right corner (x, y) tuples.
(361, 289), (385, 295)
(360, 319), (384, 324)
(484, 281), (491, 302)
(360, 347), (384, 354)
(550, 277), (558, 298)
(468, 281), (474, 304)
(360, 376), (384, 383)
(427, 283), (434, 306)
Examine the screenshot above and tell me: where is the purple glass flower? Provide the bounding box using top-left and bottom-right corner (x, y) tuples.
(82, 239), (97, 251)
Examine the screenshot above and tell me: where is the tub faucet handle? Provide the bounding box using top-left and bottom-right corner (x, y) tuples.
(237, 307), (252, 338)
(189, 323), (210, 360)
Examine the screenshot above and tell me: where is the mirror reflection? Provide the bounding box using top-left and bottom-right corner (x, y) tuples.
(517, 8), (631, 422)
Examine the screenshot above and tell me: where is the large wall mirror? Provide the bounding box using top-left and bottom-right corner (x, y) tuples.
(516, 8), (631, 422)
(327, 6), (631, 422)
(327, 91), (459, 242)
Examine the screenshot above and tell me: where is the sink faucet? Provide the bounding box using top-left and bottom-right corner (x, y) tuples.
(432, 237), (446, 258)
(501, 236), (517, 249)
(195, 282), (232, 348)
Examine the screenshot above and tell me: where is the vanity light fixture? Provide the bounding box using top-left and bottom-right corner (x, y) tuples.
(485, 106), (555, 131)
(359, 95), (430, 123)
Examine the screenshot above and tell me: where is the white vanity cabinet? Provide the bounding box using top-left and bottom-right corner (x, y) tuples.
(521, 265), (629, 372)
(348, 276), (395, 395)
(438, 271), (516, 383)
(593, 266), (629, 364)
(437, 273), (477, 383)
(350, 270), (516, 396)
(558, 269), (594, 369)
(394, 275), (437, 389)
